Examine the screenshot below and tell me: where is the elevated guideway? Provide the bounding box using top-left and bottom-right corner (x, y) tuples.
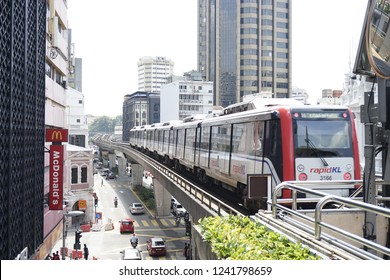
(92, 135), (390, 259)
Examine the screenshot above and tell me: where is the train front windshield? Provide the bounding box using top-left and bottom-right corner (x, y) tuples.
(293, 110), (353, 158)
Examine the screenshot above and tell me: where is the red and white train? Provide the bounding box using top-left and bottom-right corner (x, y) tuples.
(129, 98), (361, 209)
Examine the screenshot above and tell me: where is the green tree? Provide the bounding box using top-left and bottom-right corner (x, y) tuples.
(89, 115), (122, 135)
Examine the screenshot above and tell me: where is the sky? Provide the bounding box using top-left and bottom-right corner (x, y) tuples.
(67, 0), (369, 117)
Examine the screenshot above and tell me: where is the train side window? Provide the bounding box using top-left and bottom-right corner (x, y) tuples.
(254, 121), (264, 156)
(266, 121), (277, 156)
(232, 123), (246, 154)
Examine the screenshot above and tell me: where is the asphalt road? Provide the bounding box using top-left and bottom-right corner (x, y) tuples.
(53, 172), (190, 260)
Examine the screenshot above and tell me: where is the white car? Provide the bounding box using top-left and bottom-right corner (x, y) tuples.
(129, 203), (145, 215)
(172, 202), (186, 216)
(120, 248), (142, 260)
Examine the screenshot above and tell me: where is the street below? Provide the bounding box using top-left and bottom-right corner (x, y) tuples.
(53, 172), (189, 260)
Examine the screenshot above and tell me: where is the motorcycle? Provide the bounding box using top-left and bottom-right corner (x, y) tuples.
(175, 215), (181, 226)
(114, 200), (118, 208)
(131, 241), (138, 248)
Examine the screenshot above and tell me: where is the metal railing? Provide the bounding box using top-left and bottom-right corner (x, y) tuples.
(270, 180), (390, 259)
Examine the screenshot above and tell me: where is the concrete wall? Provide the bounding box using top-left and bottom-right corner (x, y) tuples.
(191, 225), (217, 260)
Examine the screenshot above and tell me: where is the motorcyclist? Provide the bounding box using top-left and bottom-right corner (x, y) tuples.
(130, 233), (138, 248)
(175, 215), (181, 226)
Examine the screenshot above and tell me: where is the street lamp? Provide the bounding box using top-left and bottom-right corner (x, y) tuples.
(62, 210), (84, 260)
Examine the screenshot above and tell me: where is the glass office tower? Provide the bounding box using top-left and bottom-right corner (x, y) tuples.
(198, 0), (291, 107)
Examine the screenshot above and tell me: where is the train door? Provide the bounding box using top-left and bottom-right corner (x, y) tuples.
(199, 126), (211, 168)
(263, 120), (283, 185)
(210, 124), (230, 174)
(194, 126), (201, 166)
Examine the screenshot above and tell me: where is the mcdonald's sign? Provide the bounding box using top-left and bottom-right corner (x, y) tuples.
(49, 144), (63, 210)
(46, 128), (68, 142)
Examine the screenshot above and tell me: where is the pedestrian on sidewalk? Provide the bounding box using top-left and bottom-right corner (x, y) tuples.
(52, 251), (60, 260)
(186, 245), (191, 260)
(83, 244), (89, 260)
(183, 243), (188, 259)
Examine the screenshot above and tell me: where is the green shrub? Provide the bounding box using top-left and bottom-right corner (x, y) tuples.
(133, 186), (155, 211)
(199, 215), (321, 260)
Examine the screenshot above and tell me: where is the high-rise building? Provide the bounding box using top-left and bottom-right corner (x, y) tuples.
(198, 0), (291, 107)
(137, 56), (174, 93)
(0, 0), (46, 260)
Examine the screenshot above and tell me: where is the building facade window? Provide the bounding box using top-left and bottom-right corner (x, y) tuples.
(81, 166), (88, 183)
(71, 167), (78, 184)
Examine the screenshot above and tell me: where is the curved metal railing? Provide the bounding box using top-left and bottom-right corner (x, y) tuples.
(270, 181), (390, 259)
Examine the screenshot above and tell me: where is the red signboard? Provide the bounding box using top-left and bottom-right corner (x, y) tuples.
(49, 145), (63, 210)
(46, 128), (68, 142)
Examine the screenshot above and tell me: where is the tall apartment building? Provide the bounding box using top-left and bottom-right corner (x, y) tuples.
(198, 0), (291, 107)
(137, 56), (174, 93)
(47, 2), (94, 260)
(42, 0), (72, 260)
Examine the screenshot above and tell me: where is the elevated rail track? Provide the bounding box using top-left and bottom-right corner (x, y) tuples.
(93, 135), (390, 259)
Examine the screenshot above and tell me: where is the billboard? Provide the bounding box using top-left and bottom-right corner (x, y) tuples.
(49, 145), (63, 210)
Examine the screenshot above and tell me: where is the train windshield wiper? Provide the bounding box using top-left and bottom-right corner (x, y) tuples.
(305, 126), (329, 166)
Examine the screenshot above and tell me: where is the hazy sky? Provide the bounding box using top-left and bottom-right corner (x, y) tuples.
(67, 0), (369, 117)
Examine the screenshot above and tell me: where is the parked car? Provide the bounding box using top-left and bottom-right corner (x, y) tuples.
(120, 248), (142, 260)
(172, 202), (186, 216)
(129, 203), (145, 215)
(146, 237), (166, 257)
(119, 218), (135, 234)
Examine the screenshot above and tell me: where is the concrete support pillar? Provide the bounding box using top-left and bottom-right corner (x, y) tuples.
(117, 158), (127, 177)
(108, 154), (116, 169)
(153, 179), (171, 217)
(131, 164), (144, 188)
(102, 158), (109, 167)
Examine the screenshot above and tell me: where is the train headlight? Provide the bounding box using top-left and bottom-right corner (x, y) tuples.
(297, 164), (305, 172)
(344, 172), (352, 180)
(346, 164), (352, 172)
(298, 173), (308, 181)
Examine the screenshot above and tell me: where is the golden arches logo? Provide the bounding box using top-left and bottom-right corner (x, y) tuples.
(46, 128), (68, 142)
(51, 130), (63, 140)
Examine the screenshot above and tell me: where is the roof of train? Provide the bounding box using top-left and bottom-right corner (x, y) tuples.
(130, 99), (350, 131)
